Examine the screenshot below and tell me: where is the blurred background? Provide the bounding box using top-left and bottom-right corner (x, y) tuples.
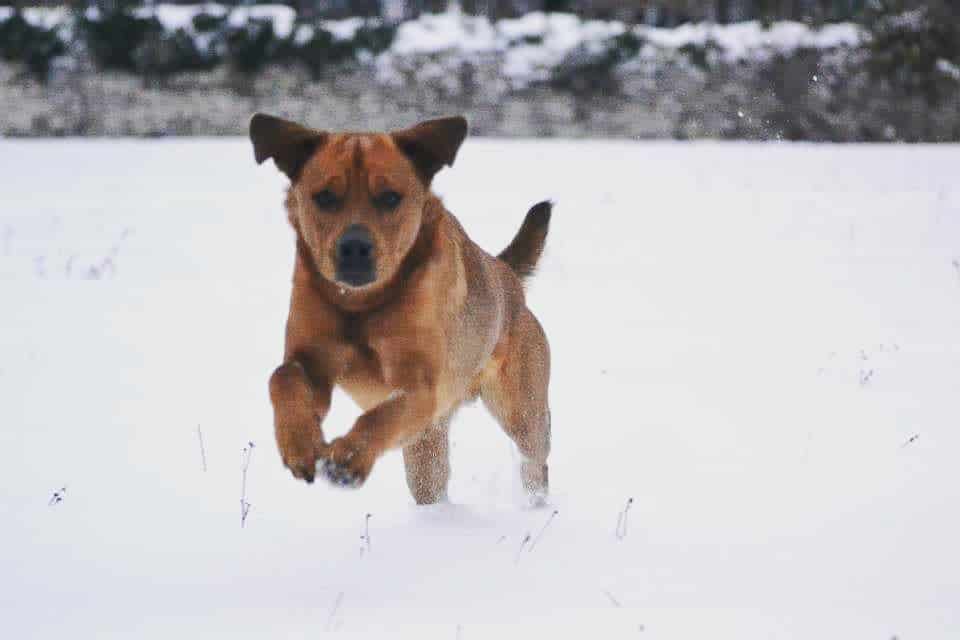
(0, 0), (957, 140)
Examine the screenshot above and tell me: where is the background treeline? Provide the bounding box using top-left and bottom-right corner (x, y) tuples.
(0, 0), (924, 23)
(1, 0), (958, 140)
(0, 2), (397, 79)
(0, 0), (895, 24)
(1, 0), (956, 81)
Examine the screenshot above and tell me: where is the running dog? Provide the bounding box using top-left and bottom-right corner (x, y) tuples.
(250, 113), (552, 504)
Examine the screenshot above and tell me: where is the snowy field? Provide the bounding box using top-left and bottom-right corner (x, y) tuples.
(1, 139), (959, 639)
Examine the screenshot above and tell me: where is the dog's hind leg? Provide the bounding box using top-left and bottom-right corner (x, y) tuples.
(402, 418), (451, 505)
(481, 308), (551, 505)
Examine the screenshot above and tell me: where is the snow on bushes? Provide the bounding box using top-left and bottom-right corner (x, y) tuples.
(375, 10), (862, 90)
(0, 9), (66, 78)
(1, 4), (864, 84)
(0, 3), (395, 80)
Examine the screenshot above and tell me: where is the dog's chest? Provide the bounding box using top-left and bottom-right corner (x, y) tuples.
(334, 313), (393, 410)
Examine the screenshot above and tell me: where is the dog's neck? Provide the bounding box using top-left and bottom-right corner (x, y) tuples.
(293, 196), (442, 315)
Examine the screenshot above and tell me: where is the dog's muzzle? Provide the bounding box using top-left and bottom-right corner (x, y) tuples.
(335, 224), (376, 287)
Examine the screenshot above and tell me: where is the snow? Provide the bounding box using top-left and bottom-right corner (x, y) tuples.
(226, 5), (296, 39)
(499, 14), (627, 85)
(147, 3), (227, 31)
(379, 12), (862, 87)
(937, 58), (960, 81)
(880, 8), (927, 31)
(0, 5), (70, 29)
(391, 12), (496, 55)
(385, 10), (861, 64)
(642, 20), (861, 61)
(2, 139), (959, 638)
(320, 16), (368, 42)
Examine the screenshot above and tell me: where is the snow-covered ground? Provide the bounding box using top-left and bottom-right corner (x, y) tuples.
(1, 140), (959, 638)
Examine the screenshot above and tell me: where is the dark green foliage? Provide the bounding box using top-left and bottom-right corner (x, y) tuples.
(215, 15), (393, 79)
(754, 0), (781, 28)
(0, 10), (66, 79)
(551, 31), (644, 94)
(224, 18), (277, 74)
(284, 26), (353, 78)
(192, 11), (227, 34)
(351, 22), (397, 56)
(861, 0), (960, 104)
(131, 10), (226, 78)
(277, 21), (396, 79)
(608, 32), (644, 67)
(135, 27), (217, 78)
(81, 4), (162, 71)
(0, 4), (396, 80)
(680, 39), (721, 71)
(544, 0), (574, 13)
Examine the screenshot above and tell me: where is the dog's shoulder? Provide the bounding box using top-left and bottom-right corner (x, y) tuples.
(429, 200), (527, 330)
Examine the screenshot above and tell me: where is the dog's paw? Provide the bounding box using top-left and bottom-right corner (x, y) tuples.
(317, 459), (364, 488)
(316, 437), (374, 489)
(525, 489), (549, 509)
(277, 430), (324, 484)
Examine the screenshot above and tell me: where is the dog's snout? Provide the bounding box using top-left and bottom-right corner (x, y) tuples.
(337, 224), (374, 262)
(336, 224), (376, 286)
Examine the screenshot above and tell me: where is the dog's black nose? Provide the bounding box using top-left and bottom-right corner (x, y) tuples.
(336, 224), (376, 286)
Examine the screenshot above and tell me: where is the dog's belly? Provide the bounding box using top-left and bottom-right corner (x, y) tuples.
(339, 375), (393, 412)
(337, 341), (488, 425)
(338, 367), (482, 420)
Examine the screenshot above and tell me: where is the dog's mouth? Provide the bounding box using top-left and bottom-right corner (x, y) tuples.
(336, 266), (376, 288)
(334, 224), (377, 288)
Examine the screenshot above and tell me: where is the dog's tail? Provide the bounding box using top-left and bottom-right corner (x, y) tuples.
(498, 200), (552, 281)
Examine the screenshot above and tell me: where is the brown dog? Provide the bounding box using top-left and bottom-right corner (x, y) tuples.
(249, 113), (552, 504)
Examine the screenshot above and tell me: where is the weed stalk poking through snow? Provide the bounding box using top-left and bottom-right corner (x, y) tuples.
(528, 509), (558, 553)
(240, 441), (255, 528)
(197, 425), (207, 473)
(514, 533), (531, 564)
(325, 592), (344, 631)
(602, 589), (622, 608)
(48, 486), (66, 506)
(616, 497), (634, 540)
(515, 510), (559, 563)
(359, 513), (372, 557)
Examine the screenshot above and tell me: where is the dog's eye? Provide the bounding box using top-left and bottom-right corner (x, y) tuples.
(312, 189), (340, 210)
(374, 190), (402, 211)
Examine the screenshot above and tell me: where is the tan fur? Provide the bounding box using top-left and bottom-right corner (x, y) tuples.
(251, 113), (551, 504)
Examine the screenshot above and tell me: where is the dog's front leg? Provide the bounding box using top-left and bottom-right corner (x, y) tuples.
(269, 359), (332, 483)
(319, 382), (436, 488)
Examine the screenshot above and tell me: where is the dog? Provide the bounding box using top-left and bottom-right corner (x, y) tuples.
(249, 113), (552, 505)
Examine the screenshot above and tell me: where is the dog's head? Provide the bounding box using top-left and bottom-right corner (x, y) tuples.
(249, 114), (467, 290)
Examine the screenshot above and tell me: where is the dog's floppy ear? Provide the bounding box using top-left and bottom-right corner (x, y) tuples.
(392, 116), (468, 185)
(249, 113), (327, 182)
